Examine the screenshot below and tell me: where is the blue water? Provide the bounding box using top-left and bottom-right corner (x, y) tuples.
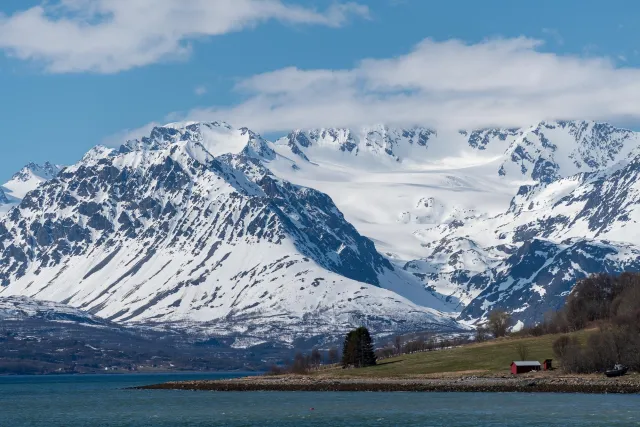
(0, 373), (639, 426)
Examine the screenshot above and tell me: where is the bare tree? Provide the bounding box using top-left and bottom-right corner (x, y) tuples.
(475, 326), (489, 343)
(487, 310), (511, 338)
(394, 336), (402, 355)
(290, 351), (309, 374)
(310, 348), (322, 369)
(382, 347), (395, 358)
(426, 339), (436, 351)
(267, 365), (285, 375)
(328, 347), (339, 365)
(516, 342), (529, 360)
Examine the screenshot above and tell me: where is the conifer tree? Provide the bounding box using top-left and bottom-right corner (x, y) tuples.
(341, 327), (377, 368)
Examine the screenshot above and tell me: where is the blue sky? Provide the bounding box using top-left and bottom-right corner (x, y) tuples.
(1, 0), (640, 181)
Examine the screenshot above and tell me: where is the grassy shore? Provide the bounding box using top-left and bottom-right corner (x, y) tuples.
(134, 329), (640, 393)
(317, 329), (594, 378)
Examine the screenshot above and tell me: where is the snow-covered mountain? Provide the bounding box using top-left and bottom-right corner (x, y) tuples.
(0, 122), (457, 346)
(500, 152), (640, 243)
(459, 238), (640, 324)
(260, 121), (640, 325)
(402, 147), (640, 324)
(1, 162), (63, 214)
(446, 148), (640, 323)
(1, 119), (638, 339)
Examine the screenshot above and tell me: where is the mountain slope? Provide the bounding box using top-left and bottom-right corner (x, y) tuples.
(0, 295), (109, 325)
(0, 122), (457, 346)
(406, 147), (640, 324)
(497, 121), (638, 183)
(0, 295), (274, 374)
(459, 238), (640, 324)
(0, 187), (8, 206)
(499, 153), (640, 243)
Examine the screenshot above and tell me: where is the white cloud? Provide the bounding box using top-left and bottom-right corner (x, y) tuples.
(194, 85), (207, 96)
(178, 37), (640, 132)
(0, 0), (369, 73)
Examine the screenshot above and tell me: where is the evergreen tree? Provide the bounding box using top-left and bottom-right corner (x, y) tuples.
(341, 327), (377, 368)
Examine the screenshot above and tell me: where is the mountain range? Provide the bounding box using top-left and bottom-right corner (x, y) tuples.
(1, 119), (639, 345)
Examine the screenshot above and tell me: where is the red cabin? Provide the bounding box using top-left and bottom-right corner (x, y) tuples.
(543, 359), (553, 371)
(511, 361), (541, 374)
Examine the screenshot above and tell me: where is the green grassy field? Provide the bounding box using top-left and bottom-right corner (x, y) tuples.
(320, 330), (594, 378)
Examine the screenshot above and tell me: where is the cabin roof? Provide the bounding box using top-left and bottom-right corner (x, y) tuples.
(512, 361), (541, 367)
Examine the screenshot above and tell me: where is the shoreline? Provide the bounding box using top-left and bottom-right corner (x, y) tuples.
(134, 373), (640, 394)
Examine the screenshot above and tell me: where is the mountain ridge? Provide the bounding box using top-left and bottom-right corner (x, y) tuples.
(1, 119), (639, 342)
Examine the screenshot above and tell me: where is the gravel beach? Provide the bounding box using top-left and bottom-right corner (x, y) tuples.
(135, 372), (640, 394)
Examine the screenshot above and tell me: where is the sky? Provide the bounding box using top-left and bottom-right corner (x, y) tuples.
(1, 0), (640, 181)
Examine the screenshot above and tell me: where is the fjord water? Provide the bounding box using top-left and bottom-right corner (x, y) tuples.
(1, 374), (639, 426)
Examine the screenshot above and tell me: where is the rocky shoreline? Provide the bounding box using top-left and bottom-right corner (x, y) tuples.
(135, 373), (640, 394)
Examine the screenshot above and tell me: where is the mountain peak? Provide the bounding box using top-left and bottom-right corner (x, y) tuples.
(11, 162), (62, 182)
(1, 162), (63, 204)
(117, 121), (274, 161)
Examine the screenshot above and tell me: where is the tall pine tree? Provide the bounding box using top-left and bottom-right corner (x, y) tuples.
(341, 327), (377, 368)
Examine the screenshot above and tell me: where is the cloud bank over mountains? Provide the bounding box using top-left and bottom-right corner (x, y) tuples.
(194, 37), (640, 132)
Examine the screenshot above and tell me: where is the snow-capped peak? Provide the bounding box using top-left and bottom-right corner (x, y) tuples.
(118, 121), (274, 160)
(81, 145), (115, 165)
(1, 161), (63, 205)
(11, 161), (62, 183)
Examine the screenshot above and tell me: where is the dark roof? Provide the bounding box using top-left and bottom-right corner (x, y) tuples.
(512, 361), (541, 367)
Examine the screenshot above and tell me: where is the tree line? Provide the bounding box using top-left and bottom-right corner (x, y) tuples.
(269, 346), (341, 375)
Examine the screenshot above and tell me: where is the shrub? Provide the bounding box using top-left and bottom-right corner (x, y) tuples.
(552, 335), (572, 360)
(487, 310), (511, 338)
